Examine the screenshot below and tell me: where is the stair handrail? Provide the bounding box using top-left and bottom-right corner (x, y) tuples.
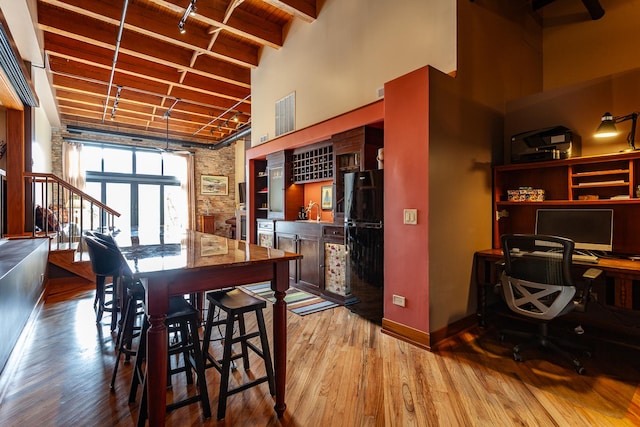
(24, 172), (121, 255)
(24, 172), (119, 218)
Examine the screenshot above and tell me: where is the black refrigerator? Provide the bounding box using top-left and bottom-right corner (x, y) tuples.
(344, 169), (384, 324)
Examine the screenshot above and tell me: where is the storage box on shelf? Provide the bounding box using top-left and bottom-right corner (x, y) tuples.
(493, 151), (640, 255)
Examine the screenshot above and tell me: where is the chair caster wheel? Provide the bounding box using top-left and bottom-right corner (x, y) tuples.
(575, 366), (586, 375)
(513, 352), (523, 362)
(498, 334), (505, 342)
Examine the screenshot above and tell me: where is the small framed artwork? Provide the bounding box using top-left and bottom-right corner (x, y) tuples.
(321, 185), (333, 210)
(201, 175), (228, 195)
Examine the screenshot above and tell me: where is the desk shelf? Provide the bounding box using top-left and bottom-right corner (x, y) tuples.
(493, 151), (640, 254)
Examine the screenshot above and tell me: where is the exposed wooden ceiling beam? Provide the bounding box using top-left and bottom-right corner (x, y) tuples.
(35, 0), (318, 143)
(146, 0), (284, 48)
(38, 5), (251, 88)
(262, 0), (317, 22)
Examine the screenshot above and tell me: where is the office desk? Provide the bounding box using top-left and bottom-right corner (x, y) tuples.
(120, 230), (302, 426)
(475, 248), (640, 328)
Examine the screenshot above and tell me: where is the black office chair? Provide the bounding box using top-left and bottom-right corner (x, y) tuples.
(498, 233), (602, 374)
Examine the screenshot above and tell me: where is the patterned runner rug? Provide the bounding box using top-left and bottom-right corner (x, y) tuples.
(241, 282), (339, 316)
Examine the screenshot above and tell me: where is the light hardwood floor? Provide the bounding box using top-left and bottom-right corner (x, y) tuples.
(1, 278), (639, 426)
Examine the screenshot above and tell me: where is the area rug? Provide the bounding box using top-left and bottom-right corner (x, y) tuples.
(241, 282), (339, 316)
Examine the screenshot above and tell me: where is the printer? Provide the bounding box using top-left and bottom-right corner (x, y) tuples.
(510, 125), (580, 163)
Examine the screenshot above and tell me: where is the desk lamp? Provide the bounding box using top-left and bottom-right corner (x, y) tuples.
(594, 111), (639, 150)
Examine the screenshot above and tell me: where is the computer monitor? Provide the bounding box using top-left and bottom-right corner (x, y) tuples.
(535, 208), (614, 252)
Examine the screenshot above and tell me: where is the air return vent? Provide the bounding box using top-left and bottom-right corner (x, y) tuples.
(275, 92), (295, 137)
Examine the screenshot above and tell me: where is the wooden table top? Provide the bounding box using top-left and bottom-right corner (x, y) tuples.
(115, 229), (301, 276)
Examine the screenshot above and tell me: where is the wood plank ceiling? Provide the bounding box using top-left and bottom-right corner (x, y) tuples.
(36, 0), (317, 148)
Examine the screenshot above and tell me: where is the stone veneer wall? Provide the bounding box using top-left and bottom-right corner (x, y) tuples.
(51, 126), (237, 237)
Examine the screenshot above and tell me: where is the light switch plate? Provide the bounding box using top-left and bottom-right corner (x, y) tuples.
(403, 209), (417, 225)
(392, 294), (406, 307)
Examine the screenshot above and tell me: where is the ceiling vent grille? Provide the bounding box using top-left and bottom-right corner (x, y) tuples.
(0, 22), (37, 107)
(275, 92), (295, 137)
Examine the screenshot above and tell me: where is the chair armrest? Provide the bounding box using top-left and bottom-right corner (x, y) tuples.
(574, 268), (603, 312)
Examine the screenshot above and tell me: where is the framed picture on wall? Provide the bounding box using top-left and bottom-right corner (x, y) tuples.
(321, 185), (333, 210)
(201, 175), (228, 195)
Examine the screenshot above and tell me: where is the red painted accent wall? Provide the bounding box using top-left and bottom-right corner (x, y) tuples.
(383, 66), (431, 332)
(303, 181), (333, 222)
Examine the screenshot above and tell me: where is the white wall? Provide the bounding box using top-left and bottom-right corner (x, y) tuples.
(251, 0), (457, 146)
(32, 105), (52, 173)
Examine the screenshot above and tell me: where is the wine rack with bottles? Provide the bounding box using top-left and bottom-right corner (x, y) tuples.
(292, 141), (333, 183)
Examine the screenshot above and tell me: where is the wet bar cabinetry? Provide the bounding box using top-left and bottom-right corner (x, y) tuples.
(256, 218), (275, 248)
(276, 221), (321, 293)
(320, 225), (351, 304)
(266, 151), (303, 221)
(493, 151), (640, 255)
(332, 126), (384, 223)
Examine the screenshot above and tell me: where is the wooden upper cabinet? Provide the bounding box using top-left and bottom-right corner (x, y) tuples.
(332, 126), (384, 223)
(267, 150), (303, 220)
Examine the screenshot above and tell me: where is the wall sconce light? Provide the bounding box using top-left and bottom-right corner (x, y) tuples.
(594, 111), (639, 150)
(178, 0), (197, 34)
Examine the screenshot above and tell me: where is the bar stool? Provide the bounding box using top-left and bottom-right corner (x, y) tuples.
(84, 235), (122, 331)
(202, 288), (276, 420)
(129, 296), (211, 426)
(109, 275), (145, 391)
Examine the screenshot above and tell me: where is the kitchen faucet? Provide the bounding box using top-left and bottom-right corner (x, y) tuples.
(306, 200), (320, 221)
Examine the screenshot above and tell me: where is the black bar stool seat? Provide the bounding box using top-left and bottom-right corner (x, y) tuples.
(202, 288), (276, 420)
(84, 235), (122, 331)
(129, 296), (211, 426)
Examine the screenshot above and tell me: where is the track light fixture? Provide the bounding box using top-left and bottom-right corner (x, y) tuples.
(178, 0), (197, 34)
(111, 86), (122, 121)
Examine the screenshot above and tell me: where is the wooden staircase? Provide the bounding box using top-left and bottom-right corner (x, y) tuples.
(47, 241), (94, 282)
(18, 172), (120, 285)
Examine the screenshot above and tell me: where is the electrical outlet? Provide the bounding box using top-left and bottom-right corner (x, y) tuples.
(392, 294), (406, 307)
(403, 209), (417, 225)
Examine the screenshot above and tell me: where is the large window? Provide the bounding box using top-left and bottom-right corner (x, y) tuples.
(80, 143), (188, 234)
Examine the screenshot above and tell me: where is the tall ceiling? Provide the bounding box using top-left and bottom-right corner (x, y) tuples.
(35, 0), (317, 147)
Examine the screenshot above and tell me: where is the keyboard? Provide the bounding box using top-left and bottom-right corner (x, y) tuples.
(525, 250), (599, 264)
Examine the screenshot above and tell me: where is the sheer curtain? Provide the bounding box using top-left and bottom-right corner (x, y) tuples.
(62, 141), (85, 190)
